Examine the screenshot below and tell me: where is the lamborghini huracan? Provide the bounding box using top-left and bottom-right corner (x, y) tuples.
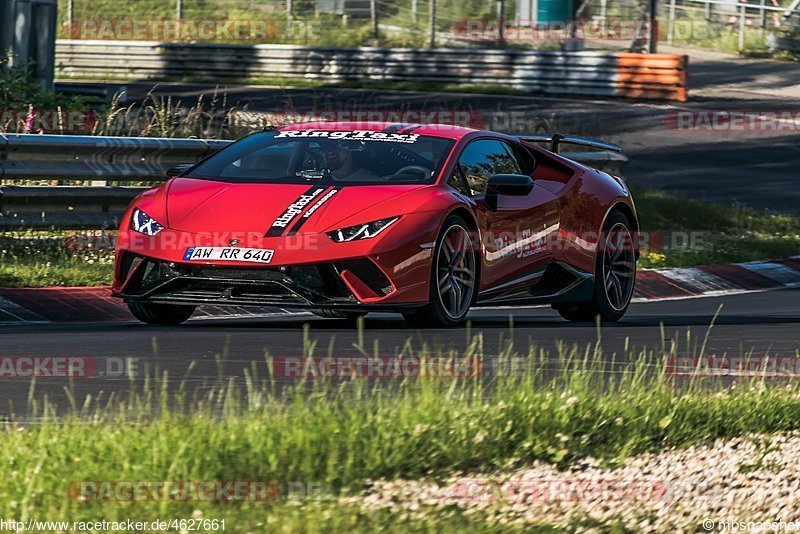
(113, 122), (638, 327)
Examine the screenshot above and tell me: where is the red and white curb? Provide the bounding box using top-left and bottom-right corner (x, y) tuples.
(0, 257), (798, 324)
(635, 257), (800, 301)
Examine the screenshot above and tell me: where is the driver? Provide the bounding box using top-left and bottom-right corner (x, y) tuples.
(319, 139), (379, 181)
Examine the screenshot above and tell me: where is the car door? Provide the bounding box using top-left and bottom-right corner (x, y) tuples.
(453, 138), (560, 294)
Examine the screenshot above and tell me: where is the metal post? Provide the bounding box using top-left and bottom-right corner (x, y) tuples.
(67, 0), (74, 28)
(411, 0), (418, 23)
(176, 0), (183, 20)
(600, 0), (607, 21)
(287, 0), (293, 35)
(371, 0), (379, 39)
(760, 0), (767, 33)
(649, 0), (659, 53)
(705, 1), (712, 22)
(429, 0), (436, 48)
(667, 0), (676, 45)
(739, 1), (746, 50)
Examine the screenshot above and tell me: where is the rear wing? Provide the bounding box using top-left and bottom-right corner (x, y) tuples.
(518, 133), (622, 155)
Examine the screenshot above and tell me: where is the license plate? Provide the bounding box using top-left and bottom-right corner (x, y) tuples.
(183, 247), (274, 264)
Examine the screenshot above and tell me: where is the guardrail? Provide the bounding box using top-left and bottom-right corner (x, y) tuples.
(0, 134), (228, 181)
(54, 40), (689, 102)
(0, 133), (628, 230)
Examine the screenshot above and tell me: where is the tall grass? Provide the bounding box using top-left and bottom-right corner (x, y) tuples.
(3, 324), (800, 527)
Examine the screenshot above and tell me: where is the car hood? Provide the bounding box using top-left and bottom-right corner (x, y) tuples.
(166, 178), (429, 234)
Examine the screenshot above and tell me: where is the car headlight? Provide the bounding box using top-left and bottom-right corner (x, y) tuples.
(130, 208), (165, 236)
(328, 217), (399, 242)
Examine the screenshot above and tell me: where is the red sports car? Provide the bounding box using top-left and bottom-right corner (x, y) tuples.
(113, 122), (639, 327)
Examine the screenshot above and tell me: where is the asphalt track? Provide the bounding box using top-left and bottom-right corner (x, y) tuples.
(1, 288), (798, 415)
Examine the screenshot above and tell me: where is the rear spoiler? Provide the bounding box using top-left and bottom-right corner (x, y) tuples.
(518, 133), (622, 155)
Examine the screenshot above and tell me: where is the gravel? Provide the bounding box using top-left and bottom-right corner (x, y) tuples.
(342, 432), (800, 531)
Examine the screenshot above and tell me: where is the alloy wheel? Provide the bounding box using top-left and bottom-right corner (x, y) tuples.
(601, 222), (636, 311)
(435, 225), (477, 320)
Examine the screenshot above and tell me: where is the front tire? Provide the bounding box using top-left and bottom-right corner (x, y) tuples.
(556, 210), (637, 323)
(127, 302), (196, 325)
(403, 215), (478, 327)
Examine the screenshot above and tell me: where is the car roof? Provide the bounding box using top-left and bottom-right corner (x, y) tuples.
(278, 121), (479, 139)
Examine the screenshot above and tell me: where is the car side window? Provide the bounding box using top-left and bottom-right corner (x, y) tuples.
(457, 139), (522, 196)
(447, 167), (471, 195)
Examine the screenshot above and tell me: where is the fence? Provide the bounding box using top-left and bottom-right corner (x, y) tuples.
(0, 133), (628, 229)
(54, 40), (689, 101)
(661, 0), (800, 51)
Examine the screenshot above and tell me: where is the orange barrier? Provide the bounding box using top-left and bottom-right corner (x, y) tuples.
(614, 53), (689, 102)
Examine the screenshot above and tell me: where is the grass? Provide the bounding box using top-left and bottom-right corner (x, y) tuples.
(660, 16), (770, 56)
(0, 232), (113, 287)
(634, 187), (800, 268)
(3, 325), (800, 529)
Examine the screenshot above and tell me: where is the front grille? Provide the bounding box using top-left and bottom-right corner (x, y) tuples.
(121, 259), (356, 306)
(184, 266), (286, 281)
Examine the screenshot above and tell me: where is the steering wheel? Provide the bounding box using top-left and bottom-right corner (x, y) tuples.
(394, 165), (432, 180)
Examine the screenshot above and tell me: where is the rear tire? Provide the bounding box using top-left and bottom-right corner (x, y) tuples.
(556, 210), (637, 323)
(127, 302), (196, 325)
(403, 215), (478, 327)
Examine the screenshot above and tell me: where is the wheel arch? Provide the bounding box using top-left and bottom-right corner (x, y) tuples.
(603, 200), (640, 259)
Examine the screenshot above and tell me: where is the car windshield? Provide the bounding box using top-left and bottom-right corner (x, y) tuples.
(188, 130), (455, 185)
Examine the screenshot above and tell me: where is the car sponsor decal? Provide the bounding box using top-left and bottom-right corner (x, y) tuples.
(266, 186), (327, 237)
(275, 129), (420, 144)
(286, 188), (339, 236)
(485, 224), (560, 262)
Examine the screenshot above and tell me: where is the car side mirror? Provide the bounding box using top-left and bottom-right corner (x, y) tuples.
(485, 174), (534, 211)
(165, 164), (194, 178)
